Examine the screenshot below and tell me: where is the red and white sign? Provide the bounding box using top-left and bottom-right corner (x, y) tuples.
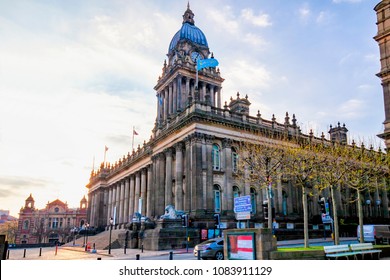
(228, 234), (254, 260)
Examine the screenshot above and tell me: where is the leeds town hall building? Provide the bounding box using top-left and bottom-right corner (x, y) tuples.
(86, 5), (390, 236)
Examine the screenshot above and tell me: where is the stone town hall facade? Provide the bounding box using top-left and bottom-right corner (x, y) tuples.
(86, 5), (389, 231)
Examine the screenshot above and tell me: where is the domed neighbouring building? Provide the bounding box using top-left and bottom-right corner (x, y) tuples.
(86, 4), (390, 250)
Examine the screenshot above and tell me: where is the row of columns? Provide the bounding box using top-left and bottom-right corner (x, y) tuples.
(156, 76), (222, 124)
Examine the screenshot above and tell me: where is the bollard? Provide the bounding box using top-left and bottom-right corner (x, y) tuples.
(23, 249), (26, 258)
(136, 254), (140, 260)
(169, 251), (173, 260)
(124, 246), (126, 255)
(97, 257), (101, 260)
(7, 250), (10, 259)
(141, 244), (144, 253)
(197, 250), (201, 260)
(39, 248), (42, 257)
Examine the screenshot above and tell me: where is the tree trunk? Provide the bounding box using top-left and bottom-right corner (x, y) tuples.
(331, 185), (339, 245)
(357, 191), (364, 243)
(302, 185), (309, 248)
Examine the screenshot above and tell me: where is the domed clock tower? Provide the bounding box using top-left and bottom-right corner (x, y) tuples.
(153, 4), (224, 134)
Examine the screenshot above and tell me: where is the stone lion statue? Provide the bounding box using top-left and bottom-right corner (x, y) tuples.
(159, 205), (185, 220)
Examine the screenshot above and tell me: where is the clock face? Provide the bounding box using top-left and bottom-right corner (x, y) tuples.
(191, 51), (203, 62)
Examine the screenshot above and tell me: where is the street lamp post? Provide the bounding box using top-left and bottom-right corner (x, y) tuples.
(108, 217), (114, 254)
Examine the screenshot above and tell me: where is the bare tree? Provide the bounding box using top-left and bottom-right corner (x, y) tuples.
(237, 134), (289, 229)
(346, 143), (389, 243)
(283, 138), (327, 248)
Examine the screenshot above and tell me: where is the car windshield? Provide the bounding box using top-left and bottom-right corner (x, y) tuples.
(201, 239), (221, 245)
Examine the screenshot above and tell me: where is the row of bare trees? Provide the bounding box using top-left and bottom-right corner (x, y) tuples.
(237, 133), (389, 248)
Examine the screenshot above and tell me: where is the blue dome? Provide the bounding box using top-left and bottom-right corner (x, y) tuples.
(168, 22), (208, 53)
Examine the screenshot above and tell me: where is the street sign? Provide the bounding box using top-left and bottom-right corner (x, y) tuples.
(236, 212), (251, 220)
(234, 195), (252, 213)
(321, 213), (333, 224)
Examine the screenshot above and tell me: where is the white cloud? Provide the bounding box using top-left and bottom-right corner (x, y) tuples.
(337, 99), (365, 119)
(299, 5), (311, 22)
(240, 9), (272, 27)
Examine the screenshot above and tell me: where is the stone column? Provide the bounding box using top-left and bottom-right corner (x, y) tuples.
(119, 180), (125, 225)
(146, 164), (153, 217)
(191, 133), (204, 210)
(124, 177), (130, 224)
(157, 93), (162, 125)
(168, 83), (173, 116)
(223, 138), (233, 212)
(175, 142), (184, 210)
(129, 175), (135, 217)
(217, 87), (221, 108)
(205, 135), (214, 211)
(210, 86), (215, 107)
(202, 83), (206, 102)
(165, 148), (173, 206)
(184, 138), (191, 212)
(185, 78), (190, 107)
(173, 79), (177, 114)
(177, 75), (182, 112)
(108, 186), (113, 223)
(140, 168), (147, 216)
(115, 183), (120, 224)
(111, 185), (116, 223)
(134, 171), (141, 213)
(164, 88), (168, 121)
(159, 153), (166, 215)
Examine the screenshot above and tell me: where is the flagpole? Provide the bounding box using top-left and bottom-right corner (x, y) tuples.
(92, 155), (95, 172)
(132, 126), (135, 152)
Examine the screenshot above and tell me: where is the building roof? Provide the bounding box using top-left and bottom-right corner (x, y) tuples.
(168, 4), (208, 53)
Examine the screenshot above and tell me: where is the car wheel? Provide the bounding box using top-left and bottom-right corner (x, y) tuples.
(215, 251), (224, 260)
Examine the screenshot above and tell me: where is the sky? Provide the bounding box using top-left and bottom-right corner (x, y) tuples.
(0, 0), (385, 217)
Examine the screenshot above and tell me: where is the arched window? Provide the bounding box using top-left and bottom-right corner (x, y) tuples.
(233, 186), (240, 199)
(250, 188), (257, 214)
(214, 185), (221, 213)
(23, 220), (29, 230)
(212, 144), (221, 171)
(232, 147), (238, 173)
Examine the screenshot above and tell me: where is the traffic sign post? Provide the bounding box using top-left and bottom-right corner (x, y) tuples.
(234, 196), (252, 228)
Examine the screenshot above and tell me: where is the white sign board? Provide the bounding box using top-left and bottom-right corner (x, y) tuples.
(235, 212), (251, 220)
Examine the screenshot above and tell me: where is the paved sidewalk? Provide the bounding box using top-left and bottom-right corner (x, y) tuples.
(5, 244), (193, 260)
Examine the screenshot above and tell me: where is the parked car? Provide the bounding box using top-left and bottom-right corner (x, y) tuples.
(193, 238), (224, 260)
(357, 224), (390, 244)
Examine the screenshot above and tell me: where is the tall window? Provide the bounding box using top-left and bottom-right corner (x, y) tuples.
(52, 218), (58, 229)
(250, 187), (257, 214)
(232, 147), (238, 173)
(233, 186), (240, 210)
(282, 191), (288, 216)
(23, 220), (29, 230)
(214, 185), (221, 213)
(233, 186), (240, 199)
(212, 144), (221, 171)
(60, 218), (63, 228)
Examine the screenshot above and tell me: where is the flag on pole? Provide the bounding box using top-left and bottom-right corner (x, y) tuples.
(133, 129), (138, 136)
(197, 58), (219, 71)
(105, 145), (109, 151)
